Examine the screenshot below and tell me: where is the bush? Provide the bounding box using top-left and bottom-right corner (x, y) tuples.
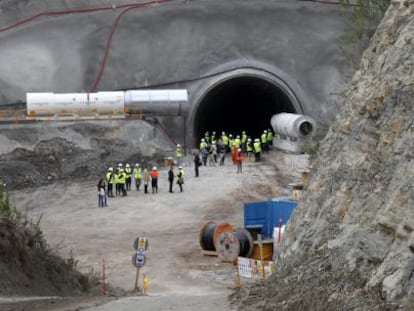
(339, 0), (391, 65)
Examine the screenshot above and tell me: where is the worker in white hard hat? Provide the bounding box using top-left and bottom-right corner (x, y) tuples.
(236, 148), (243, 174)
(105, 167), (114, 197)
(254, 138), (262, 162)
(246, 138), (253, 162)
(261, 130), (268, 153)
(125, 163), (132, 191)
(199, 138), (207, 151)
(176, 166), (185, 192)
(133, 163), (142, 191)
(150, 166), (159, 194)
(175, 143), (184, 166)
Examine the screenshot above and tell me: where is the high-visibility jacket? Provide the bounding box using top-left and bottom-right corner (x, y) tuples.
(234, 138), (241, 148)
(105, 171), (114, 184)
(241, 134), (247, 144)
(118, 171), (126, 184)
(254, 141), (262, 153)
(134, 167), (142, 179)
(261, 133), (267, 143)
(200, 141), (207, 150)
(267, 131), (274, 142)
(175, 147), (183, 158)
(177, 169), (185, 183)
(246, 141), (253, 152)
(222, 135), (229, 146)
(114, 172), (121, 184)
(151, 170), (159, 178)
(125, 167), (132, 178)
(211, 134), (216, 143)
(229, 138), (234, 148)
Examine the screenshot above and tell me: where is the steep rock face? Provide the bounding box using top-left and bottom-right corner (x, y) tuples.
(236, 1), (414, 310)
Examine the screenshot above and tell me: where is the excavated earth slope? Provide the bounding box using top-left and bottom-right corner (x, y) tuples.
(234, 1), (414, 310)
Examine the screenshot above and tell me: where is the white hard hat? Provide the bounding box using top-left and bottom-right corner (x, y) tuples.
(126, 163), (130, 167)
(108, 167), (113, 172)
(152, 166), (157, 170)
(264, 130), (267, 133)
(118, 163), (123, 167)
(135, 163), (139, 167)
(201, 138), (205, 142)
(255, 138), (259, 142)
(177, 144), (181, 147)
(237, 135), (240, 138)
(238, 148), (241, 152)
(178, 166), (182, 169)
(248, 138), (252, 141)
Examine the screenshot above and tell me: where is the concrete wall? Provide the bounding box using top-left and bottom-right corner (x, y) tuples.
(0, 0), (354, 126)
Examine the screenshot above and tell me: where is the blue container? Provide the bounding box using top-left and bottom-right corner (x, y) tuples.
(244, 197), (298, 238)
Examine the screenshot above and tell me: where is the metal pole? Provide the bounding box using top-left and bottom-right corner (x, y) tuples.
(134, 268), (140, 293)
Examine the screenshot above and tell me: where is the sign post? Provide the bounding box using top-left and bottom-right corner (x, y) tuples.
(132, 236), (148, 293)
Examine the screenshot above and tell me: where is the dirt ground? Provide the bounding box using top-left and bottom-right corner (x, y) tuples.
(5, 151), (308, 311)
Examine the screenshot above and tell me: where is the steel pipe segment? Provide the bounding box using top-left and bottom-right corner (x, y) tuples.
(270, 112), (316, 139)
(124, 89), (189, 116)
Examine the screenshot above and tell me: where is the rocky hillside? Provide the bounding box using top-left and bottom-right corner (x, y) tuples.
(235, 1), (414, 310)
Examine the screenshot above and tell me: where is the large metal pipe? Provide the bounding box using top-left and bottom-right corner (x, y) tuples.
(125, 89), (188, 116)
(270, 112), (316, 139)
(26, 89), (188, 117)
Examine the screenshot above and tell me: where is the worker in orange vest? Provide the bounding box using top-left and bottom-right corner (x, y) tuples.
(150, 166), (159, 193)
(236, 148), (243, 173)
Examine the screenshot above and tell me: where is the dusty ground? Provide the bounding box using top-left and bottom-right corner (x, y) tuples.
(4, 151), (308, 310)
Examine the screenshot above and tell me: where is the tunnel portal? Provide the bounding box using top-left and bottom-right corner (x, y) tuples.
(193, 76), (297, 144)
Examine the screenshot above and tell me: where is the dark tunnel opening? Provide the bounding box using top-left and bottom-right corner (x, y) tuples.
(193, 76), (297, 144)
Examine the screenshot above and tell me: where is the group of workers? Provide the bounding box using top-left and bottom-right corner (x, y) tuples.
(97, 162), (186, 207)
(175, 129), (275, 177)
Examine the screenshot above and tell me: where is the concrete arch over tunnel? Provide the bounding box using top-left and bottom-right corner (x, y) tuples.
(189, 68), (303, 146)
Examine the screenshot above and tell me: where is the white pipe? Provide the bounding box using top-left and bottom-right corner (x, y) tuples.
(271, 113), (316, 139)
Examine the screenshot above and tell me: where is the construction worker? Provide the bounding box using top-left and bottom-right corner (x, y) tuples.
(254, 138), (262, 162)
(267, 129), (274, 150)
(236, 148), (243, 173)
(199, 138), (207, 151)
(221, 132), (229, 152)
(143, 166), (150, 194)
(114, 167), (121, 196)
(234, 135), (241, 148)
(176, 166), (185, 192)
(133, 163), (142, 191)
(246, 138), (253, 161)
(211, 131), (217, 143)
(204, 131), (210, 144)
(105, 167), (114, 197)
(228, 134), (234, 153)
(175, 144), (184, 166)
(261, 130), (268, 153)
(150, 166), (159, 193)
(168, 165), (174, 193)
(118, 167), (127, 196)
(125, 163), (132, 191)
(241, 131), (248, 153)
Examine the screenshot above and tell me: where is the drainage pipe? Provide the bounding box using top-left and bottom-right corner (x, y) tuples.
(270, 112), (317, 139)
